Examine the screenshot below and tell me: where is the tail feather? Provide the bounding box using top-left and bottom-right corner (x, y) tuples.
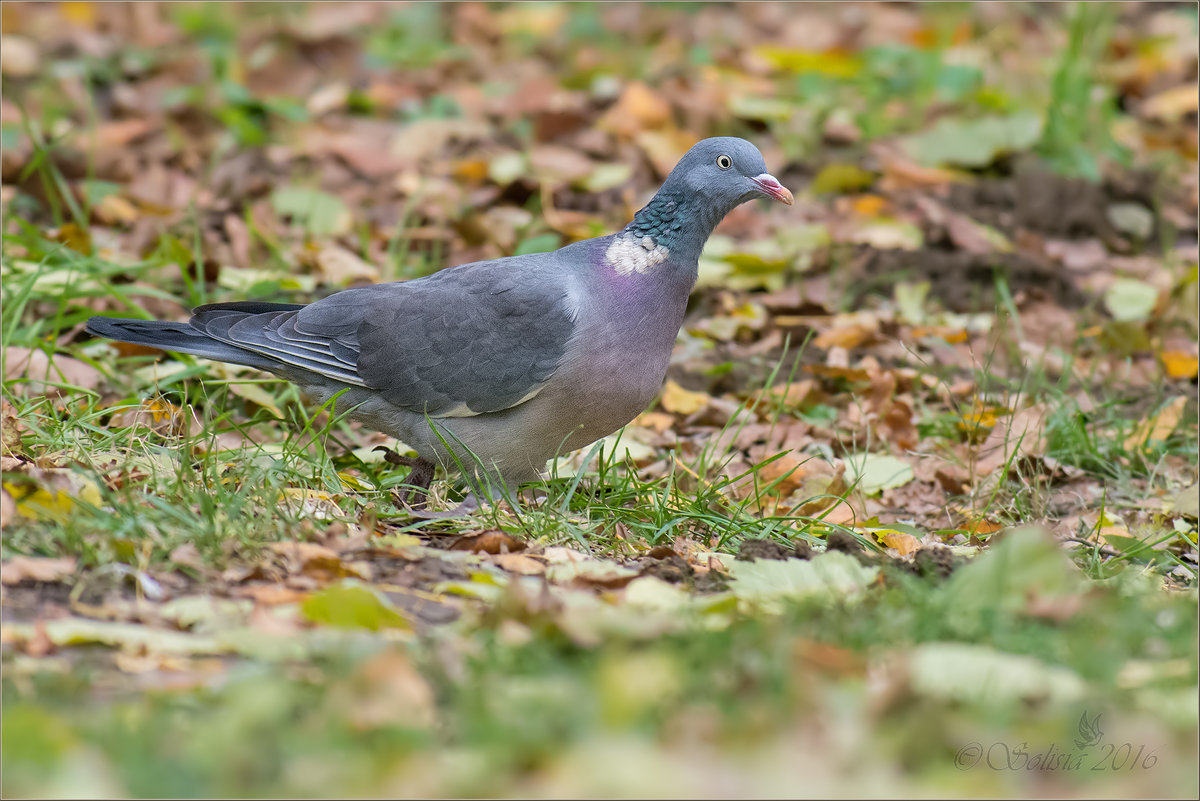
(84, 316), (282, 371)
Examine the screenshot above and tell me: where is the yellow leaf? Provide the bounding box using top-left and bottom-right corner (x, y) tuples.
(337, 472), (375, 492)
(957, 403), (1011, 432)
(814, 325), (876, 350)
(1125, 396), (1188, 449)
(876, 530), (921, 556)
(660, 380), (710, 415)
(1141, 83), (1200, 121)
(756, 47), (863, 78)
(94, 194), (139, 225)
(849, 194), (889, 217)
(59, 1), (96, 27)
(1162, 350), (1199, 379)
(4, 474), (102, 523)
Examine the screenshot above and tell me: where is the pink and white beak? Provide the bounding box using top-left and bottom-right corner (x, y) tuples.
(751, 173), (794, 205)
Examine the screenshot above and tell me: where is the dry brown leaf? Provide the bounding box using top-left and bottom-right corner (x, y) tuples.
(600, 81), (673, 138)
(1024, 591), (1084, 623)
(974, 406), (1047, 475)
(529, 144), (594, 184)
(1, 400), (26, 458)
(877, 531), (921, 556)
(1, 555), (77, 585)
(92, 118), (154, 149)
(1141, 83), (1200, 121)
(4, 347), (103, 397)
(313, 245), (380, 286)
(755, 453), (809, 497)
(0, 35), (39, 77)
(794, 637), (866, 676)
(633, 411), (675, 432)
(93, 193), (139, 225)
(0, 488), (15, 526)
(813, 324), (876, 350)
(492, 553), (547, 575)
(167, 543), (208, 574)
(634, 128), (696, 178)
(1125, 397), (1189, 449)
(233, 584), (311, 605)
(449, 531), (526, 554)
(267, 541), (368, 581)
(341, 649), (437, 731)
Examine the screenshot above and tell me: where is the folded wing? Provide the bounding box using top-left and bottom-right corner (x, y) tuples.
(191, 261), (576, 418)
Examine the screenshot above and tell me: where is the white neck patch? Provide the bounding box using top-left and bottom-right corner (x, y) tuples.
(605, 234), (669, 276)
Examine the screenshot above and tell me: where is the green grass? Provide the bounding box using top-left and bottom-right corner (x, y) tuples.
(4, 529), (1196, 796)
(3, 3), (1197, 797)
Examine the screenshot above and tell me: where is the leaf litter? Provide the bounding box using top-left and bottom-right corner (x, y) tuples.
(1, 2), (1198, 797)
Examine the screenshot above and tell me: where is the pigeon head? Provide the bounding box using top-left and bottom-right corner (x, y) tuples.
(612, 137), (792, 277)
(663, 137), (794, 214)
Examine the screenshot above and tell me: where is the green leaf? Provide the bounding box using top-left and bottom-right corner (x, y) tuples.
(900, 112), (1043, 168)
(728, 551), (879, 604)
(810, 163), (876, 195)
(728, 95), (794, 122)
(270, 187), (352, 237)
(1103, 278), (1158, 322)
(300, 582), (412, 631)
(942, 526), (1085, 616)
(514, 233), (561, 256)
(908, 643), (1086, 705)
(578, 162), (633, 193)
(488, 152), (528, 185)
(844, 454), (914, 495)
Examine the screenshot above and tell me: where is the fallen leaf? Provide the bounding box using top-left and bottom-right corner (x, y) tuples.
(313, 245), (380, 286)
(1, 556), (77, 585)
(874, 530), (921, 557)
(974, 406), (1047, 475)
(908, 642), (1085, 704)
(449, 531), (527, 554)
(813, 324), (876, 350)
(1125, 396), (1188, 449)
(546, 558), (639, 589)
(270, 187), (352, 237)
(340, 648), (437, 730)
(1161, 350), (1199, 379)
(0, 35), (39, 77)
(844, 454), (914, 494)
(4, 347), (103, 397)
(4, 470), (103, 522)
(1141, 83), (1199, 121)
(900, 112), (1043, 168)
(492, 553), (546, 575)
(1104, 278), (1159, 322)
(1165, 484), (1199, 519)
(660, 380), (710, 415)
(810, 163), (876, 195)
(728, 552), (878, 605)
(268, 541), (367, 580)
(600, 81), (672, 137)
(300, 581), (411, 631)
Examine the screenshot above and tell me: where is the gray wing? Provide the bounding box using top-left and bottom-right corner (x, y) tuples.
(192, 257), (577, 417)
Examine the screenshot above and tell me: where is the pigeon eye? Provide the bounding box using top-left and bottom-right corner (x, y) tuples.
(716, 154), (732, 170)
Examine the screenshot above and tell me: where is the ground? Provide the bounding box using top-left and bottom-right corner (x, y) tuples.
(1, 2), (1198, 797)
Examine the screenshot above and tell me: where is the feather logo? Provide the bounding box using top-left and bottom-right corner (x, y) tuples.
(1074, 710), (1103, 750)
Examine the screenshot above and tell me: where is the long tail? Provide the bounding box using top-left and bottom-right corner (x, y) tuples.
(86, 302), (304, 372)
